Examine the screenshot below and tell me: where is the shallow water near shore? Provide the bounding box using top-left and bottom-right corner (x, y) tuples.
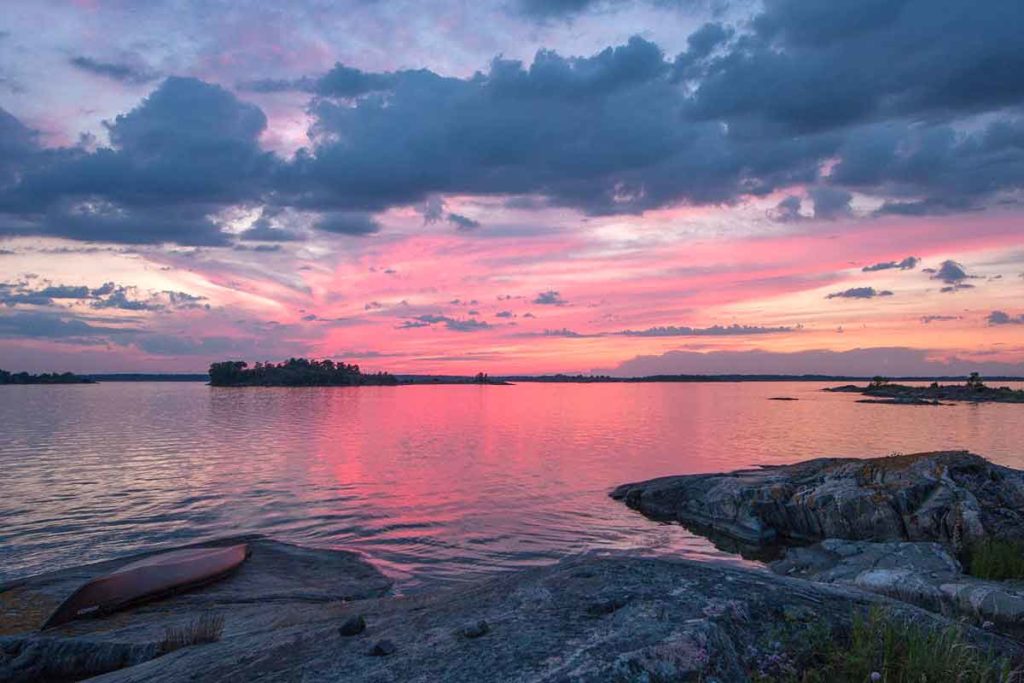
(3, 380), (1023, 590)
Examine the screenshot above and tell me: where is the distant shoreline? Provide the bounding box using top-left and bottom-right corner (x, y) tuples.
(826, 377), (1024, 404)
(5, 372), (1023, 384)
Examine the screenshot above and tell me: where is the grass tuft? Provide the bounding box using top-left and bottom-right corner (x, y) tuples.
(158, 612), (225, 654)
(966, 539), (1024, 581)
(754, 607), (1019, 682)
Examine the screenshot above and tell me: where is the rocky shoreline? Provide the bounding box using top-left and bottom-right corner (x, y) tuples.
(3, 451), (1024, 681)
(612, 452), (1024, 639)
(827, 380), (1024, 404)
(611, 451), (1024, 547)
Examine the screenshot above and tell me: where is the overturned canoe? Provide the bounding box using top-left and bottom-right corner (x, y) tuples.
(41, 543), (249, 629)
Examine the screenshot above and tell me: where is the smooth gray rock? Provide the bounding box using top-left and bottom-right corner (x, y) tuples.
(611, 451), (1024, 548)
(457, 620), (489, 638)
(0, 536), (391, 681)
(82, 554), (1023, 682)
(941, 582), (1024, 636)
(771, 541), (961, 614)
(770, 540), (1024, 637)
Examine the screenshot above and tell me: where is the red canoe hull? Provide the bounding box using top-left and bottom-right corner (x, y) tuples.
(41, 543), (249, 629)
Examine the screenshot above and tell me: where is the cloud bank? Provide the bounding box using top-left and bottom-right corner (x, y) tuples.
(1, 0), (1022, 247)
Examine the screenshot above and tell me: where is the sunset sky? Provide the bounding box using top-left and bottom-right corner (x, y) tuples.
(1, 0), (1022, 375)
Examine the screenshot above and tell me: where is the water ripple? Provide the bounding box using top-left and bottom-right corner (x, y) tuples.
(2, 381), (1022, 590)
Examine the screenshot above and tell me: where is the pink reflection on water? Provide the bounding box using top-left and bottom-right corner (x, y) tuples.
(2, 381), (1023, 588)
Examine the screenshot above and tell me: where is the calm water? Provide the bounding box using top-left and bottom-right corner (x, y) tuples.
(2, 381), (1023, 589)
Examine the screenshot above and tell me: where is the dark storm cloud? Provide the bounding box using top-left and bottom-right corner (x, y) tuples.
(232, 243), (282, 252)
(768, 195), (803, 223)
(515, 0), (604, 19)
(987, 310), (1024, 325)
(0, 288), (55, 307)
(314, 211), (381, 235)
(542, 328), (588, 337)
(0, 311), (136, 341)
(315, 64), (396, 97)
(288, 37), (749, 216)
(863, 256), (919, 272)
(766, 187), (853, 222)
(514, 0), (702, 21)
(930, 259), (978, 292)
(2, 0), (1024, 246)
(36, 203), (232, 246)
(398, 314), (491, 332)
(283, 3), (1024, 218)
(1, 279), (88, 307)
(808, 186), (852, 220)
(90, 286), (163, 311)
(238, 223), (302, 241)
(237, 209), (303, 242)
(618, 323), (796, 337)
(533, 290), (567, 305)
(675, 22), (734, 71)
(69, 56), (159, 85)
(447, 213), (481, 231)
(0, 78), (274, 245)
(0, 107), (39, 186)
(931, 260), (971, 284)
(239, 63), (396, 98)
(835, 117), (1024, 215)
(36, 284), (91, 299)
(695, 0), (1024, 130)
(825, 287), (893, 299)
(0, 278), (206, 312)
(162, 291), (208, 309)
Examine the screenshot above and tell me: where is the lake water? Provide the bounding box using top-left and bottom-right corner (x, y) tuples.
(3, 381), (1023, 590)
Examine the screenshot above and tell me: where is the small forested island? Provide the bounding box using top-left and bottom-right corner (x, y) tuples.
(0, 368), (95, 384)
(828, 372), (1024, 404)
(208, 358), (399, 387)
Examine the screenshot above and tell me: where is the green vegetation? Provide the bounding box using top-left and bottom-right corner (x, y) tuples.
(208, 358), (398, 387)
(965, 539), (1024, 580)
(753, 608), (1017, 682)
(158, 613), (225, 654)
(0, 368), (94, 384)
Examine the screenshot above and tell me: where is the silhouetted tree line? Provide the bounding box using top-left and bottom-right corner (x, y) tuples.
(208, 358), (398, 387)
(0, 369), (94, 384)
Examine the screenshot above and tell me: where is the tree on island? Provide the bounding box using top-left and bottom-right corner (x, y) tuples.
(0, 368), (93, 384)
(208, 358), (398, 387)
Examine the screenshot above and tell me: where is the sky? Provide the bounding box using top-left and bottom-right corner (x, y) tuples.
(0, 0), (1022, 376)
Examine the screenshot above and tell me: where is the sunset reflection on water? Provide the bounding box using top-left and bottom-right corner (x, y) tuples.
(3, 381), (1022, 589)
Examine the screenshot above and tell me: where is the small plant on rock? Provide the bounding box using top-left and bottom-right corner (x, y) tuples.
(966, 539), (1024, 581)
(159, 613), (225, 654)
(753, 608), (1018, 682)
